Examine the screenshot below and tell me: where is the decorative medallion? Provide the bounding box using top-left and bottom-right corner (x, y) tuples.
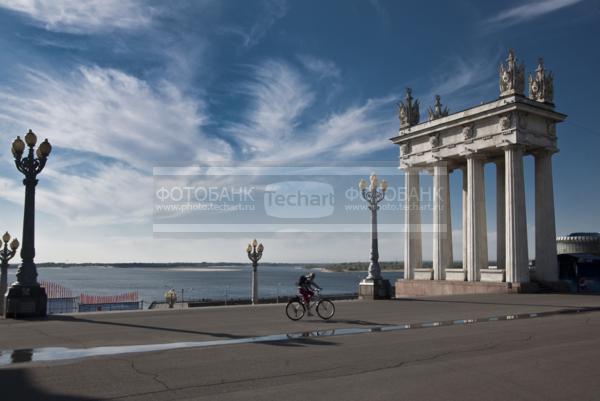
(462, 125), (474, 140)
(547, 122), (556, 137)
(499, 49), (525, 96)
(499, 114), (512, 131)
(528, 58), (554, 104)
(518, 112), (528, 129)
(400, 142), (411, 156)
(429, 133), (440, 148)
(398, 88), (420, 128)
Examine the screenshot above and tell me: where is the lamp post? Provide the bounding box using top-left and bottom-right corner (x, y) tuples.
(1, 232), (19, 316)
(246, 239), (264, 305)
(357, 173), (392, 299)
(5, 130), (52, 318)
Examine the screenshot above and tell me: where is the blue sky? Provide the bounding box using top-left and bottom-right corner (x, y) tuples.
(0, 0), (598, 263)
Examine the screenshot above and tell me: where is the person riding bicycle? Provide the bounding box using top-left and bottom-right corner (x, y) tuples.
(297, 272), (321, 314)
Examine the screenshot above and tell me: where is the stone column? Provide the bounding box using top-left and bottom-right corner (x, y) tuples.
(505, 145), (529, 283)
(404, 168), (422, 280)
(462, 166), (467, 271)
(496, 160), (506, 270)
(534, 150), (558, 281)
(445, 170), (454, 269)
(432, 162), (450, 280)
(466, 155), (488, 281)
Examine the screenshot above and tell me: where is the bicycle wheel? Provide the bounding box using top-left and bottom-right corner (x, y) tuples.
(316, 299), (335, 320)
(286, 299), (305, 321)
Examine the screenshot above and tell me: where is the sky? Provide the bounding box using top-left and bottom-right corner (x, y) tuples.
(0, 0), (598, 264)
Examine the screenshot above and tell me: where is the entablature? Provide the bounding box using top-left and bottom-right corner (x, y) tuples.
(392, 96), (566, 169)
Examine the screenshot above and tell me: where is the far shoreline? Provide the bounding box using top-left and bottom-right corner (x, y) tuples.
(23, 261), (473, 273)
(28, 261), (410, 273)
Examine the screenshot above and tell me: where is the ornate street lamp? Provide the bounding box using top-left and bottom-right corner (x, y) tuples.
(0, 232), (19, 316)
(357, 173), (392, 299)
(5, 130), (52, 318)
(246, 239), (264, 305)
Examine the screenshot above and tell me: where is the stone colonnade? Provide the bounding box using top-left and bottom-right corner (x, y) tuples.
(403, 147), (558, 284)
(395, 51), (566, 286)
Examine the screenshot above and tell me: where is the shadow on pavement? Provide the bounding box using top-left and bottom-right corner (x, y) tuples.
(396, 296), (599, 310)
(1, 369), (99, 401)
(47, 315), (248, 340)
(261, 337), (339, 347)
(321, 319), (394, 326)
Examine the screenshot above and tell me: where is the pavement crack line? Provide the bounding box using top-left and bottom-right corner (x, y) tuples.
(108, 335), (534, 400)
(330, 334), (534, 379)
(107, 363), (338, 400)
(127, 359), (172, 392)
(2, 307), (593, 369)
(318, 344), (496, 379)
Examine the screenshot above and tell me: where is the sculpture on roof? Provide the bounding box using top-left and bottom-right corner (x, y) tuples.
(499, 49), (525, 97)
(427, 95), (449, 121)
(529, 58), (554, 104)
(398, 88), (420, 128)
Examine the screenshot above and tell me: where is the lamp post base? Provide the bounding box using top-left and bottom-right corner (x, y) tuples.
(4, 284), (47, 318)
(358, 278), (392, 300)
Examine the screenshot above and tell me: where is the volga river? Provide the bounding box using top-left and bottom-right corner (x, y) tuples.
(5, 265), (404, 306)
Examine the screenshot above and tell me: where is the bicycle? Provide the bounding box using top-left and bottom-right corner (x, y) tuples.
(285, 288), (335, 321)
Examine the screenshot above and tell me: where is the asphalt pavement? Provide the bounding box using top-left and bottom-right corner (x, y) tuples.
(2, 293), (600, 400)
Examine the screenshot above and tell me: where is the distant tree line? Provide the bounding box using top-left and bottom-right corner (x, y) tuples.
(32, 261), (481, 271)
(304, 261), (469, 272)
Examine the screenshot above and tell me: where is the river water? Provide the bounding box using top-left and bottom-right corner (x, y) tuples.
(5, 265), (404, 305)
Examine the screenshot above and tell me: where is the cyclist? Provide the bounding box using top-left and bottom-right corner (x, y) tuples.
(297, 272), (322, 315)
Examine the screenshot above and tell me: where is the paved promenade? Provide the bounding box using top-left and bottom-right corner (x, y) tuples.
(2, 293), (600, 400)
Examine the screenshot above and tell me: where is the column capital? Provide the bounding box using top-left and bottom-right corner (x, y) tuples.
(530, 147), (558, 158)
(426, 161), (449, 175)
(464, 152), (487, 161)
(402, 166), (422, 174)
(501, 143), (525, 152)
(435, 160), (461, 173)
(431, 160), (449, 167)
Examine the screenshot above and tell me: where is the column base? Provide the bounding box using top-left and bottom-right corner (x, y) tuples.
(414, 268), (434, 280)
(480, 269), (506, 282)
(358, 278), (392, 300)
(445, 269), (466, 281)
(4, 284), (47, 318)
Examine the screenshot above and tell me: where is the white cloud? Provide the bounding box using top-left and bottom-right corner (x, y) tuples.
(418, 53), (501, 114)
(428, 60), (486, 97)
(485, 0), (583, 27)
(0, 66), (232, 167)
(309, 97), (397, 160)
(225, 60), (396, 163)
(0, 0), (155, 33)
(297, 54), (341, 79)
(227, 60), (314, 155)
(219, 0), (288, 48)
(0, 65), (233, 225)
(0, 159), (152, 226)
